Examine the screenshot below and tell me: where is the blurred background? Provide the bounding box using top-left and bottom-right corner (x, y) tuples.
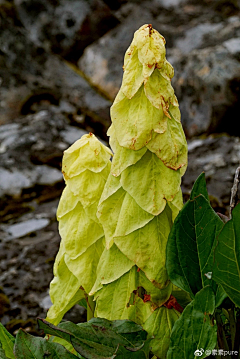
(1, 0), (240, 334)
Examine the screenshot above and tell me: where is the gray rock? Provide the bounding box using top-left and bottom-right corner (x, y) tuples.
(182, 135), (240, 209)
(78, 6), (156, 100)
(155, 0), (187, 9)
(172, 44), (240, 137)
(60, 126), (88, 145)
(40, 294), (52, 310)
(14, 0), (119, 61)
(175, 23), (223, 53)
(223, 37), (240, 55)
(4, 218), (50, 239)
(0, 12), (111, 129)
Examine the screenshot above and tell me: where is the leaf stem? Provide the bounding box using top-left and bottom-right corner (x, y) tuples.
(87, 295), (95, 321)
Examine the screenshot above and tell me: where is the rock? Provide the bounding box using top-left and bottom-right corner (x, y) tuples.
(3, 218), (50, 240)
(155, 0), (187, 9)
(175, 23), (224, 53)
(78, 5), (157, 100)
(223, 37), (240, 56)
(172, 44), (240, 137)
(0, 11), (111, 129)
(182, 135), (240, 210)
(14, 0), (119, 61)
(0, 109), (87, 199)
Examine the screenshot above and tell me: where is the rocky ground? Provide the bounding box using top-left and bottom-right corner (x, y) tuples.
(1, 0), (240, 334)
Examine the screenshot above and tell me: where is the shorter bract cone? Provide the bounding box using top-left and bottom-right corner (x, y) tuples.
(46, 133), (112, 325)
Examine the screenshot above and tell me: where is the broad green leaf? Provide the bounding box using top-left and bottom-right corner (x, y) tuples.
(62, 133), (112, 178)
(171, 286), (192, 309)
(120, 151), (181, 216)
(65, 237), (105, 294)
(114, 207), (172, 288)
(90, 244), (134, 295)
(133, 25), (166, 70)
(94, 267), (138, 320)
(144, 307), (180, 359)
(114, 192), (154, 237)
(212, 203), (240, 307)
(110, 125), (147, 177)
(190, 172), (209, 201)
(215, 285), (228, 308)
(121, 45), (144, 99)
(14, 329), (78, 359)
(38, 318), (150, 359)
(59, 201), (103, 259)
(0, 323), (15, 359)
(167, 286), (217, 359)
(50, 336), (81, 358)
(46, 254), (85, 325)
(67, 164), (110, 207)
(144, 69), (174, 110)
(166, 194), (224, 297)
(146, 116), (187, 171)
(111, 85), (167, 151)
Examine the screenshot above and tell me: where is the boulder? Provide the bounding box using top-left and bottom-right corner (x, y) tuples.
(0, 10), (111, 131)
(13, 0), (119, 61)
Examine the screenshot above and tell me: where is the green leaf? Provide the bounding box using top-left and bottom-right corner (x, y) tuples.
(212, 203), (240, 307)
(166, 194), (224, 297)
(215, 285), (228, 308)
(111, 85), (167, 151)
(114, 206), (172, 288)
(0, 323), (15, 359)
(190, 172), (209, 201)
(14, 329), (78, 359)
(120, 150), (181, 216)
(38, 318), (150, 359)
(167, 286), (217, 359)
(143, 307), (180, 359)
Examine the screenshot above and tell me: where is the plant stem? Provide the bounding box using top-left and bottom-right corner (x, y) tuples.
(234, 312), (240, 352)
(215, 312), (231, 359)
(229, 166), (240, 218)
(228, 308), (236, 350)
(87, 295), (95, 321)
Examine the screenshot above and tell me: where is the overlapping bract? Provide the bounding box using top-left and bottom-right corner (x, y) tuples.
(91, 24), (188, 358)
(46, 134), (112, 325)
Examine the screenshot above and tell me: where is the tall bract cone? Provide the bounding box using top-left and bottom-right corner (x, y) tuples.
(91, 24), (187, 358)
(46, 133), (112, 325)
